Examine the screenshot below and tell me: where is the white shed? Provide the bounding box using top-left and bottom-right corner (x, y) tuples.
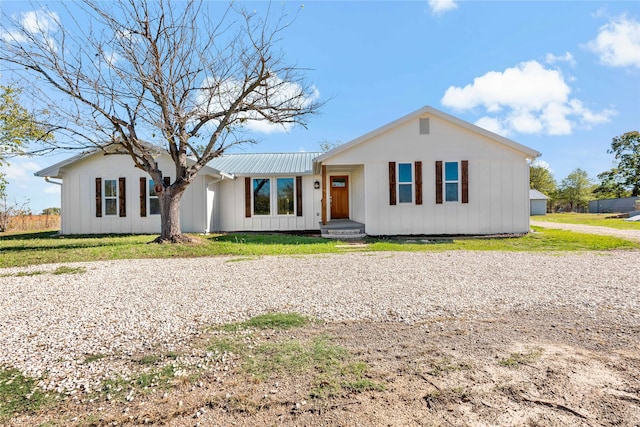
(529, 189), (549, 216)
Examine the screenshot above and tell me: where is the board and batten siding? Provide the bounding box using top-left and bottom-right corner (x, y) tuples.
(322, 113), (532, 235)
(57, 152), (211, 234)
(213, 174), (322, 232)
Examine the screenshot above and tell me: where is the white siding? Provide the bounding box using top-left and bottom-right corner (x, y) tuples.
(324, 113), (532, 235)
(58, 152), (211, 234)
(215, 174), (322, 232)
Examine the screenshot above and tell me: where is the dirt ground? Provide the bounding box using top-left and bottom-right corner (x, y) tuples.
(11, 306), (640, 427)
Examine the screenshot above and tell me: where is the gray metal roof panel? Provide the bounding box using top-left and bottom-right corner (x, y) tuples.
(208, 152), (322, 175)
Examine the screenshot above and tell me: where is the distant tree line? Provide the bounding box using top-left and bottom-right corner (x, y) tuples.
(530, 131), (640, 213)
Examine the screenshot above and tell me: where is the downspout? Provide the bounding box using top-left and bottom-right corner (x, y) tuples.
(45, 177), (62, 185)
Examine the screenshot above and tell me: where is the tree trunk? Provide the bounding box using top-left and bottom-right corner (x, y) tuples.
(152, 185), (196, 244)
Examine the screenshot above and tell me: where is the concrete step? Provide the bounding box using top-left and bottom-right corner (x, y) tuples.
(321, 232), (367, 239)
(326, 228), (363, 235)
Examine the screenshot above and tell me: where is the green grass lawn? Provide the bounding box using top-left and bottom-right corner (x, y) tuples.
(0, 226), (637, 268)
(531, 213), (640, 230)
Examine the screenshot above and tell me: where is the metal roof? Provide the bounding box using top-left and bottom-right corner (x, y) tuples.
(529, 189), (550, 200)
(208, 152), (322, 176)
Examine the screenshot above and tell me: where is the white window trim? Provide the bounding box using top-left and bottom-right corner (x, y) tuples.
(252, 177), (272, 216)
(252, 177), (298, 217)
(103, 178), (118, 216)
(148, 179), (160, 215)
(397, 162), (414, 204)
(276, 177), (296, 216)
(444, 161), (460, 203)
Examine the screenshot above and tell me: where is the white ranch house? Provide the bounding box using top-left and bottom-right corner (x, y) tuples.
(35, 106), (541, 236)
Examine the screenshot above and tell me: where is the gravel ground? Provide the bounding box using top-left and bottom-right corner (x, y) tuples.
(531, 220), (640, 242)
(1, 251), (639, 395)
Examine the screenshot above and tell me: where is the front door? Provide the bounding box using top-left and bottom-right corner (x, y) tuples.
(330, 176), (349, 219)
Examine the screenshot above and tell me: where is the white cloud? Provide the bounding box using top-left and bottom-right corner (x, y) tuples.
(3, 160), (41, 183)
(531, 159), (553, 174)
(428, 0), (458, 16)
(1, 9), (60, 48)
(441, 60), (615, 136)
(196, 74), (320, 135)
(474, 116), (510, 137)
(586, 14), (640, 69)
(21, 10), (60, 35)
(545, 52), (576, 67)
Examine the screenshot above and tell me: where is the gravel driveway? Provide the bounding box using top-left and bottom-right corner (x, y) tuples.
(1, 250), (639, 394)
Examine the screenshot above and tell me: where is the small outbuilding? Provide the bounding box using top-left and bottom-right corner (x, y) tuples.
(529, 189), (549, 216)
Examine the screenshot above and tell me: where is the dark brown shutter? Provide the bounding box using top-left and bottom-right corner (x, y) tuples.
(244, 177), (251, 218)
(296, 176), (303, 217)
(95, 178), (102, 217)
(119, 177), (126, 217)
(163, 176), (170, 187)
(435, 161), (443, 204)
(140, 177), (147, 217)
(461, 160), (469, 204)
(415, 161), (423, 205)
(389, 162), (396, 205)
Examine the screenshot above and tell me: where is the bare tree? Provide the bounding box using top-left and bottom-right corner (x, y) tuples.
(0, 0), (321, 242)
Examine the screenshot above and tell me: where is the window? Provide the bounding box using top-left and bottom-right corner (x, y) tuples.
(148, 180), (160, 215)
(104, 179), (118, 215)
(277, 178), (294, 215)
(444, 161), (459, 202)
(398, 163), (413, 203)
(253, 178), (270, 215)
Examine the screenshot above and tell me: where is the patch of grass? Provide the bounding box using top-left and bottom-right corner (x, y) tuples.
(428, 358), (473, 376)
(220, 312), (310, 333)
(206, 318), (383, 401)
(245, 335), (380, 399)
(134, 354), (162, 366)
(533, 213), (640, 230)
(498, 349), (543, 367)
(83, 353), (107, 364)
(52, 266), (86, 275)
(0, 367), (50, 420)
(101, 364), (179, 401)
(0, 266), (86, 277)
(244, 312), (309, 330)
(0, 270), (46, 277)
(1, 227), (636, 268)
(206, 337), (244, 355)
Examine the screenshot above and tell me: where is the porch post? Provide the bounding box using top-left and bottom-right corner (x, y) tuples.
(321, 165), (327, 225)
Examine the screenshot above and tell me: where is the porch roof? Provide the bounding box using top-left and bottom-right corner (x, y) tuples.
(208, 152), (323, 176)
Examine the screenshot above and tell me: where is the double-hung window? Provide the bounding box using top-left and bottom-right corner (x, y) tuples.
(444, 162), (459, 202)
(148, 180), (160, 215)
(104, 179), (118, 215)
(397, 163), (413, 204)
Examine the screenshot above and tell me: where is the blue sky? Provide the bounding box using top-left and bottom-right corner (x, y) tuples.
(1, 0), (639, 214)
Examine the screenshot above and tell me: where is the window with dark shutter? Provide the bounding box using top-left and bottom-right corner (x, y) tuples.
(140, 177), (147, 217)
(244, 177), (251, 218)
(435, 161), (443, 204)
(296, 176), (303, 216)
(389, 162), (396, 205)
(95, 178), (102, 217)
(461, 160), (469, 204)
(119, 177), (126, 217)
(415, 161), (423, 205)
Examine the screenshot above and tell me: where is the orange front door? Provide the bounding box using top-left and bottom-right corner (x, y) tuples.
(330, 176), (349, 219)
